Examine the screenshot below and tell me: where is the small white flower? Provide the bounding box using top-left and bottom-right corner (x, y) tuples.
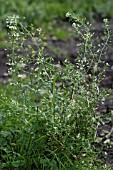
(103, 18), (108, 23)
(18, 74), (26, 79)
(72, 23), (76, 28)
(66, 12), (71, 17)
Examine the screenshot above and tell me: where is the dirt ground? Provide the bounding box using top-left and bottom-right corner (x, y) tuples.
(0, 19), (113, 167)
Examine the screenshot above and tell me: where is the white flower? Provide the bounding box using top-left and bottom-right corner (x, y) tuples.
(72, 23), (76, 28)
(18, 74), (26, 79)
(103, 18), (108, 23)
(66, 12), (71, 17)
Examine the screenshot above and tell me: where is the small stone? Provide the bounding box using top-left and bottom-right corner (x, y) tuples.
(3, 72), (8, 77)
(99, 132), (106, 137)
(51, 36), (57, 42)
(104, 138), (110, 144)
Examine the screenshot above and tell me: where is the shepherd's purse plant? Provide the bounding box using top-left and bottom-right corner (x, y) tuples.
(0, 14), (112, 169)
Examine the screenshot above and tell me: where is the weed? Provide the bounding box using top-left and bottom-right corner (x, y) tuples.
(0, 14), (112, 169)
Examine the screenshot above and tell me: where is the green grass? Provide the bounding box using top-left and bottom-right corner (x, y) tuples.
(0, 14), (112, 169)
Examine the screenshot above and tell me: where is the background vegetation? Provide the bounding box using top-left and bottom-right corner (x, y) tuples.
(0, 0), (113, 45)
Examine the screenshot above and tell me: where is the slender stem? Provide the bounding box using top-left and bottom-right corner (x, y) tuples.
(12, 37), (15, 65)
(98, 25), (110, 64)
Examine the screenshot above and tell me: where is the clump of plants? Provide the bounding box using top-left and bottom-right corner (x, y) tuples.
(0, 14), (112, 169)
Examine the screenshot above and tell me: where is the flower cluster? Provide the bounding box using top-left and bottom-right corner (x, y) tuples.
(6, 15), (20, 40)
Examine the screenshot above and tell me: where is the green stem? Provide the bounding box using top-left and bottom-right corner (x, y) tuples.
(12, 37), (15, 65)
